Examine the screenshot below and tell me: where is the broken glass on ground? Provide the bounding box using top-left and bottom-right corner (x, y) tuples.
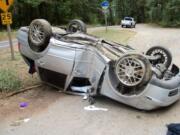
(84, 105), (108, 111)
(10, 118), (30, 127)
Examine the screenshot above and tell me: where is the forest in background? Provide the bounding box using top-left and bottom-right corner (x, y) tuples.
(0, 0), (179, 29)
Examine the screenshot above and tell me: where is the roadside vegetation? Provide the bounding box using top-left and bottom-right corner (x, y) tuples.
(89, 29), (136, 44)
(0, 0), (178, 30)
(0, 46), (40, 94)
(0, 31), (17, 41)
(0, 69), (21, 92)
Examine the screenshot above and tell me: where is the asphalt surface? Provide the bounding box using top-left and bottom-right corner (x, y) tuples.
(128, 24), (180, 66)
(0, 39), (18, 49)
(1, 24), (180, 135)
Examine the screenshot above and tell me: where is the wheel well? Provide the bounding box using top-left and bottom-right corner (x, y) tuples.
(108, 63), (148, 96)
(70, 77), (91, 87)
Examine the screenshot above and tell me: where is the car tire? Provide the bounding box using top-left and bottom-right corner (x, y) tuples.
(28, 19), (52, 52)
(121, 25), (124, 28)
(115, 53), (152, 87)
(67, 19), (87, 33)
(131, 24), (133, 28)
(146, 46), (172, 68)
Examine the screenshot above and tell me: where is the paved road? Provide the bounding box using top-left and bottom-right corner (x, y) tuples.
(128, 24), (180, 66)
(0, 39), (18, 49)
(1, 24), (180, 135)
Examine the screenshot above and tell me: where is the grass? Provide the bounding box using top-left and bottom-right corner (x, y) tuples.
(0, 30), (17, 41)
(89, 28), (136, 44)
(0, 69), (21, 92)
(0, 46), (40, 93)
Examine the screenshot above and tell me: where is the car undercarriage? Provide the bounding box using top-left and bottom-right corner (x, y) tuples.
(17, 19), (180, 110)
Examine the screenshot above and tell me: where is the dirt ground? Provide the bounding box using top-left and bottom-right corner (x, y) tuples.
(0, 24), (180, 135)
(0, 46), (40, 93)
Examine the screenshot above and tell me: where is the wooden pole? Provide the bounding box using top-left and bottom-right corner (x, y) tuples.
(105, 12), (108, 32)
(7, 24), (15, 60)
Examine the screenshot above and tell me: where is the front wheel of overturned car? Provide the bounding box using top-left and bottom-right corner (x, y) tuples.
(115, 53), (152, 87)
(28, 19), (52, 52)
(146, 46), (172, 68)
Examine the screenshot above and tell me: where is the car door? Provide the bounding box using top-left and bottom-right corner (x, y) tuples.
(36, 40), (76, 76)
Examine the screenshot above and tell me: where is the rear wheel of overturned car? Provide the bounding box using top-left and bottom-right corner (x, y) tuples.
(28, 19), (52, 52)
(115, 53), (152, 87)
(146, 46), (172, 68)
(67, 19), (87, 33)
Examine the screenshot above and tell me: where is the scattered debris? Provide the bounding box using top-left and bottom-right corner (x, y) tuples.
(136, 115), (142, 119)
(84, 105), (108, 111)
(20, 102), (28, 108)
(23, 118), (30, 123)
(88, 96), (95, 105)
(83, 95), (88, 100)
(71, 86), (91, 93)
(10, 118), (30, 127)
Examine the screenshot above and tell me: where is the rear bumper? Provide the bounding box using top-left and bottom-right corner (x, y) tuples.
(100, 67), (180, 110)
(122, 24), (131, 26)
(137, 74), (180, 110)
(136, 83), (180, 110)
(121, 22), (132, 26)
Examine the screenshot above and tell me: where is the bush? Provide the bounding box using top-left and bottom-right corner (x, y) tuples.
(0, 69), (21, 92)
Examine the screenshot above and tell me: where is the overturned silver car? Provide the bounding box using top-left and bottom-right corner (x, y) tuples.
(17, 19), (180, 110)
